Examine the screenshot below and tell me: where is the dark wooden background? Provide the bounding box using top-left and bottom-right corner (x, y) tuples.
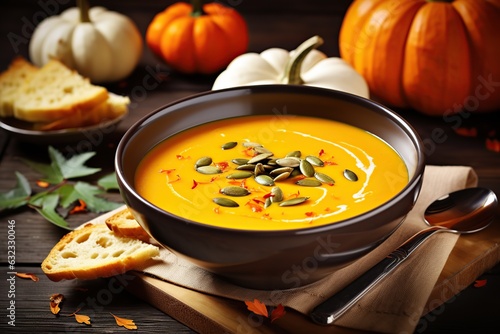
(1, 0), (500, 333)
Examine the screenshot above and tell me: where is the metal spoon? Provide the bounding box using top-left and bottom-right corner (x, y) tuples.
(310, 187), (498, 325)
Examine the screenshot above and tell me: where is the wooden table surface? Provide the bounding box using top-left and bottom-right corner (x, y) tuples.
(1, 1), (499, 333)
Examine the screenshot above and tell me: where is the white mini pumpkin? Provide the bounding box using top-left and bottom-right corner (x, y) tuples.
(29, 0), (143, 83)
(213, 36), (369, 99)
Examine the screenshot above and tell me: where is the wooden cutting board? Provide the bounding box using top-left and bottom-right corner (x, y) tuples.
(125, 218), (500, 333)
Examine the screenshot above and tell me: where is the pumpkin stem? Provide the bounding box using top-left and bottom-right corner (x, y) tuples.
(77, 0), (91, 23)
(191, 0), (205, 17)
(282, 36), (324, 85)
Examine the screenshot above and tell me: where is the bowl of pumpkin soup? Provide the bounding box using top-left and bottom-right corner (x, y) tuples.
(115, 85), (424, 290)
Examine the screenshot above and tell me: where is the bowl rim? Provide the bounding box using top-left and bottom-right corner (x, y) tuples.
(115, 84), (425, 236)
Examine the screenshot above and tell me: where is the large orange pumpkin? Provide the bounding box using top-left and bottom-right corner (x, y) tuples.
(339, 0), (500, 116)
(146, 0), (248, 74)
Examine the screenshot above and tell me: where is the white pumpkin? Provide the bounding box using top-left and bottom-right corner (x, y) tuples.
(213, 36), (369, 99)
(29, 0), (142, 83)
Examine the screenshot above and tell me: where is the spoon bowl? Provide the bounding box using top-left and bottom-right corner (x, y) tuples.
(310, 187), (498, 325)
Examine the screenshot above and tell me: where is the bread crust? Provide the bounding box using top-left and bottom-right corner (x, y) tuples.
(41, 223), (159, 282)
(0, 57), (38, 117)
(105, 207), (151, 243)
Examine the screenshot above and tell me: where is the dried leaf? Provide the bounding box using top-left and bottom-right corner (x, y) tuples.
(16, 272), (39, 282)
(486, 138), (500, 153)
(111, 313), (137, 330)
(69, 199), (87, 214)
(245, 299), (269, 318)
(50, 293), (64, 315)
(270, 304), (286, 322)
(474, 279), (487, 288)
(74, 313), (91, 325)
(36, 180), (50, 188)
(454, 127), (478, 137)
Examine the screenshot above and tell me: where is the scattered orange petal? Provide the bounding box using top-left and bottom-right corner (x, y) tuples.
(214, 161), (230, 172)
(16, 272), (39, 282)
(270, 304), (286, 322)
(176, 155), (190, 160)
(167, 175), (181, 183)
(111, 313), (137, 330)
(36, 180), (50, 188)
(454, 127), (478, 137)
(68, 310), (91, 325)
(474, 279), (487, 288)
(245, 299), (269, 317)
(69, 199), (87, 214)
(159, 168), (176, 174)
(50, 293), (64, 315)
(486, 138), (500, 153)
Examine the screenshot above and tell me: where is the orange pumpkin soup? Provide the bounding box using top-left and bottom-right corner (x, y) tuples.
(135, 115), (408, 230)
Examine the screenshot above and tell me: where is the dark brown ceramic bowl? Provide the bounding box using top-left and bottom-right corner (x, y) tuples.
(115, 85), (425, 290)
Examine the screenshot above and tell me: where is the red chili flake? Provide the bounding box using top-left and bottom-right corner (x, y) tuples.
(168, 175), (181, 183)
(262, 213), (272, 220)
(263, 192), (274, 199)
(324, 156), (338, 166)
(318, 149), (325, 156)
(69, 199), (87, 214)
(176, 154), (190, 160)
(215, 161), (230, 172)
(246, 200), (263, 212)
(305, 212), (316, 217)
(243, 147), (255, 157)
(192, 180), (198, 189)
(324, 207), (332, 212)
(159, 168), (176, 174)
(213, 207), (220, 214)
(210, 176), (219, 182)
(289, 191), (301, 198)
(36, 180), (50, 188)
(486, 138), (500, 153)
(474, 279), (487, 288)
(454, 127), (478, 137)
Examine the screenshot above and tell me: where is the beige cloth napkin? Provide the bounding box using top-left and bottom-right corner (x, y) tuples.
(137, 165), (478, 333)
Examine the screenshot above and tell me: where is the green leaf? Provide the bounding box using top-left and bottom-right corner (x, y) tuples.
(20, 158), (64, 184)
(73, 182), (123, 213)
(49, 146), (101, 179)
(55, 184), (80, 209)
(31, 193), (70, 230)
(97, 172), (119, 191)
(0, 172), (32, 210)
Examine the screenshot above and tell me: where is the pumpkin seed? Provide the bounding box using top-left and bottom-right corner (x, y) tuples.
(248, 152), (274, 164)
(213, 197), (239, 207)
(275, 157), (300, 168)
(269, 166), (294, 177)
(299, 159), (315, 177)
(315, 172), (335, 185)
(254, 162), (266, 176)
(255, 174), (275, 186)
(242, 142), (262, 148)
(222, 141), (237, 150)
(220, 186), (250, 196)
(306, 155), (324, 167)
(226, 171), (253, 179)
(279, 197), (310, 207)
(267, 159), (278, 166)
(236, 164), (256, 171)
(231, 158), (249, 165)
(296, 179), (322, 187)
(290, 169), (302, 178)
(264, 197), (272, 209)
(273, 171), (291, 182)
(270, 186), (284, 202)
(286, 150), (301, 158)
(195, 156), (212, 168)
(196, 165), (221, 175)
(254, 146), (273, 154)
(344, 169), (359, 182)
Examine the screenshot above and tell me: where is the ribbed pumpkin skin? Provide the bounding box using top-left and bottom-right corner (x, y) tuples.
(339, 0), (500, 116)
(146, 2), (248, 74)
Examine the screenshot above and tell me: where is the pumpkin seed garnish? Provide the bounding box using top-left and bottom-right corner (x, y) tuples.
(254, 162), (266, 176)
(196, 165), (221, 175)
(273, 171), (291, 182)
(279, 197), (310, 207)
(255, 174), (275, 186)
(231, 158), (249, 165)
(269, 166), (294, 177)
(270, 186), (284, 202)
(315, 172), (335, 185)
(254, 146), (273, 154)
(286, 150), (301, 158)
(305, 155), (324, 167)
(236, 163), (256, 171)
(275, 157), (300, 168)
(299, 159), (315, 177)
(226, 171), (253, 179)
(242, 142), (262, 148)
(264, 197), (272, 209)
(247, 152), (274, 164)
(344, 169), (359, 182)
(195, 156), (212, 168)
(220, 186), (250, 196)
(213, 197), (239, 207)
(222, 141), (237, 150)
(296, 179), (322, 187)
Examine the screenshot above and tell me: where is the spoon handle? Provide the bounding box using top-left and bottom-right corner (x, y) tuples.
(310, 226), (446, 325)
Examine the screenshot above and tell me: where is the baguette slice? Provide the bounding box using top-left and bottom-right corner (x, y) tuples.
(0, 57), (38, 117)
(41, 223), (160, 282)
(105, 207), (151, 243)
(13, 59), (108, 123)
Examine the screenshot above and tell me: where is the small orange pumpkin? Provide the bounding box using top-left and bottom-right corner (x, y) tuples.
(146, 0), (248, 74)
(339, 0), (500, 116)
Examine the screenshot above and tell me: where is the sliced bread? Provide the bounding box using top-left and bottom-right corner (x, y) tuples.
(41, 223), (160, 282)
(0, 57), (38, 117)
(105, 207), (151, 243)
(13, 59), (109, 123)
